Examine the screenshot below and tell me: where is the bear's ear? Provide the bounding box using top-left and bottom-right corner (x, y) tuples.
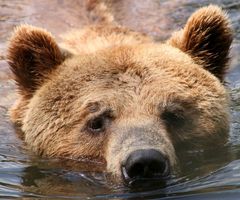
(168, 5), (233, 81)
(7, 25), (70, 98)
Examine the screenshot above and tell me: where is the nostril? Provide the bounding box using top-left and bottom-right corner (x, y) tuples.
(122, 149), (170, 183)
(151, 159), (169, 175)
(128, 162), (145, 178)
(149, 160), (164, 175)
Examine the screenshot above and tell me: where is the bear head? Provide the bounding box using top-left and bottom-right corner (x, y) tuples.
(7, 5), (232, 185)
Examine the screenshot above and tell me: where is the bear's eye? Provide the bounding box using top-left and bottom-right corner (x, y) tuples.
(86, 110), (114, 134)
(87, 116), (105, 133)
(161, 111), (185, 128)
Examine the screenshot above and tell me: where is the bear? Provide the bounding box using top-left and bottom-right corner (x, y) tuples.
(7, 3), (233, 186)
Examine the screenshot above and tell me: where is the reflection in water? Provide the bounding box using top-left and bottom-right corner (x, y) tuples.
(0, 0), (240, 199)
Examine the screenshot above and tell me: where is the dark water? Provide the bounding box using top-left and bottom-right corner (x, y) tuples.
(0, 0), (240, 199)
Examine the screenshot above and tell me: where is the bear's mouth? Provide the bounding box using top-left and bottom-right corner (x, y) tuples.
(121, 165), (170, 188)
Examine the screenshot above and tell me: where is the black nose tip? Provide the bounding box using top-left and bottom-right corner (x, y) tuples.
(122, 149), (169, 183)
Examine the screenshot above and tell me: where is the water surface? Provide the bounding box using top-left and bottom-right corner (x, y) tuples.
(0, 0), (240, 199)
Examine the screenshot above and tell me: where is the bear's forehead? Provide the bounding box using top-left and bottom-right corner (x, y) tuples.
(38, 43), (226, 113)
(54, 43), (222, 96)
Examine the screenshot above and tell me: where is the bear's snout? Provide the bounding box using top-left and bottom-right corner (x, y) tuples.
(121, 149), (170, 185)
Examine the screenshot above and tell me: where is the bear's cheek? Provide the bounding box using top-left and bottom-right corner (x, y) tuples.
(23, 113), (108, 161)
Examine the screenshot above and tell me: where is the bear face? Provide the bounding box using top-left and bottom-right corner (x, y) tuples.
(7, 5), (232, 184)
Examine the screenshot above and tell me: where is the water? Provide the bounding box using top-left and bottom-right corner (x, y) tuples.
(0, 0), (240, 199)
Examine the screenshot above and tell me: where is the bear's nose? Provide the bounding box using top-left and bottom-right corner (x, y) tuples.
(121, 149), (169, 184)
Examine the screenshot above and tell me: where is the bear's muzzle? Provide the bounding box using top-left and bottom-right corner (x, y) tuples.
(121, 149), (170, 186)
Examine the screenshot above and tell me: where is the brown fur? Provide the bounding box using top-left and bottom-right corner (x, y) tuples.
(7, 4), (232, 180)
(7, 25), (65, 98)
(168, 5), (233, 81)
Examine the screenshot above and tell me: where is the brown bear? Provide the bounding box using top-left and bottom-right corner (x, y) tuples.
(7, 3), (233, 185)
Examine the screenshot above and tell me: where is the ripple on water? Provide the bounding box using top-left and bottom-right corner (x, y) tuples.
(0, 0), (240, 199)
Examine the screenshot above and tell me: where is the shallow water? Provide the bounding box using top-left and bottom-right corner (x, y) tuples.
(0, 0), (240, 199)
